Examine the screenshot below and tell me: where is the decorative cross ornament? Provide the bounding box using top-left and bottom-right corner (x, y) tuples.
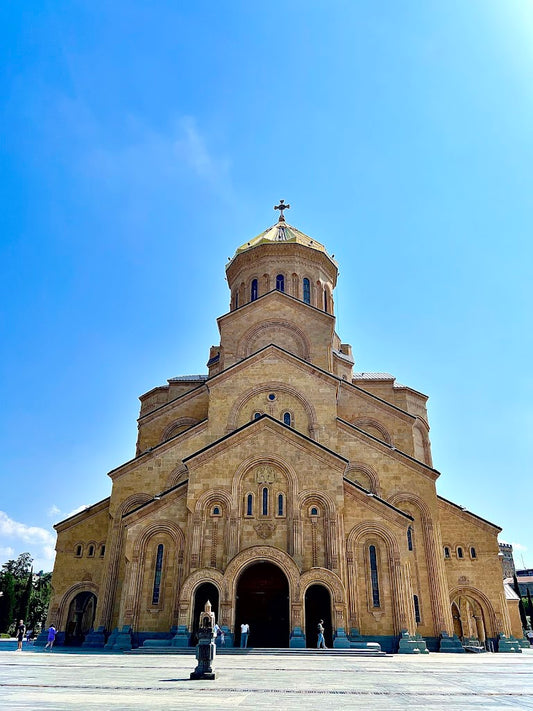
(274, 199), (290, 222)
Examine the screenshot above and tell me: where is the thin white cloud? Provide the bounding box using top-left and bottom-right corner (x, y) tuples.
(0, 511), (56, 572)
(511, 542), (528, 553)
(0, 545), (15, 560)
(47, 505), (61, 518)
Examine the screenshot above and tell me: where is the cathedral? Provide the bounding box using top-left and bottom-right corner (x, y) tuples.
(45, 204), (523, 652)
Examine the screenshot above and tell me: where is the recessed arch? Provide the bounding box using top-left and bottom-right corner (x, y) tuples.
(236, 320), (311, 362)
(449, 586), (499, 638)
(56, 581), (99, 632)
(160, 418), (201, 443)
(351, 417), (393, 445)
(226, 381), (318, 438)
(345, 462), (381, 496)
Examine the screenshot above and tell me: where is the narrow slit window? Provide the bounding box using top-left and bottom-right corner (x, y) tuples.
(457, 547), (464, 559)
(414, 594), (421, 623)
(303, 278), (310, 304)
(251, 279), (258, 302)
(276, 274), (284, 292)
(234, 292), (239, 308)
(99, 545), (106, 558)
(152, 544), (164, 605)
(246, 494), (253, 516)
(262, 487), (268, 516)
(324, 289), (328, 312)
(283, 412), (291, 426)
(278, 493), (284, 517)
(369, 545), (380, 607)
(444, 546), (450, 559)
(88, 545), (95, 557)
(407, 526), (413, 551)
(75, 545), (82, 557)
(470, 547), (477, 559)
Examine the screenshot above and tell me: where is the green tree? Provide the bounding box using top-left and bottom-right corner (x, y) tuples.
(0, 572), (16, 633)
(16, 568), (33, 624)
(27, 572), (52, 631)
(1, 553), (33, 578)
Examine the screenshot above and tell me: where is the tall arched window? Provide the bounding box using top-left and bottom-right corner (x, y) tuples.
(246, 494), (253, 516)
(369, 545), (380, 607)
(413, 594), (421, 623)
(250, 279), (258, 301)
(277, 493), (284, 517)
(470, 547), (477, 559)
(407, 526), (413, 551)
(457, 547), (464, 559)
(262, 487), (268, 516)
(276, 274), (284, 292)
(283, 411), (291, 426)
(323, 289), (328, 312)
(444, 546), (451, 559)
(303, 278), (310, 304)
(152, 544), (164, 605)
(234, 292), (239, 309)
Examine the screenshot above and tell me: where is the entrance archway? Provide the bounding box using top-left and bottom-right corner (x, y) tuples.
(305, 584), (333, 648)
(65, 591), (96, 645)
(192, 583), (219, 645)
(235, 562), (289, 648)
(451, 594), (487, 643)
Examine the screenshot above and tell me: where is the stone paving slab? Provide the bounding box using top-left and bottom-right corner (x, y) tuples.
(0, 647), (532, 710)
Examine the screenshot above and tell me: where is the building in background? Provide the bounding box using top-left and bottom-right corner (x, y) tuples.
(45, 207), (523, 652)
(499, 542), (516, 580)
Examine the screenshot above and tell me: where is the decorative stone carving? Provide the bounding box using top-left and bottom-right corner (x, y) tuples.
(254, 522), (276, 539)
(255, 466), (277, 484)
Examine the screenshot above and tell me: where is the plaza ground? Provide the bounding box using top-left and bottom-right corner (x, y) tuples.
(1, 644), (533, 710)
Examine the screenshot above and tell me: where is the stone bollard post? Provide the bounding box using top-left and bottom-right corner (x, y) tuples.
(190, 600), (217, 680)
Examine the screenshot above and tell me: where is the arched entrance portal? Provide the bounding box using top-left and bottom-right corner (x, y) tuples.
(192, 583), (219, 645)
(235, 562), (290, 648)
(451, 594), (487, 643)
(65, 591), (97, 645)
(304, 584), (333, 648)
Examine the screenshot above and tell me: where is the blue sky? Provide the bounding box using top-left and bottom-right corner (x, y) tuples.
(1, 1), (532, 573)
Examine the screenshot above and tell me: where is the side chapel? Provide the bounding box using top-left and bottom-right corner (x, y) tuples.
(46, 203), (522, 652)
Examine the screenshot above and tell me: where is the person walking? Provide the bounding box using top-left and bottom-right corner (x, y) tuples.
(317, 619), (327, 649)
(240, 622), (250, 648)
(16, 620), (26, 651)
(44, 625), (57, 651)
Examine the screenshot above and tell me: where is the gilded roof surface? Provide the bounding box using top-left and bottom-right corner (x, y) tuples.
(233, 221), (329, 257)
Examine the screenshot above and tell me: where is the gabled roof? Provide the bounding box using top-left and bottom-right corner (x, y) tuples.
(343, 477), (413, 521)
(54, 497), (111, 532)
(183, 413), (348, 469)
(337, 417), (440, 480)
(437, 495), (501, 532)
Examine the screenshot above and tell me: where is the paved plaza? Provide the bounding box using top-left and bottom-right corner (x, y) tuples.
(0, 645), (533, 710)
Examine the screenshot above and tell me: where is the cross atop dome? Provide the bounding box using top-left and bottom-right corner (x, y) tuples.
(274, 199), (290, 222)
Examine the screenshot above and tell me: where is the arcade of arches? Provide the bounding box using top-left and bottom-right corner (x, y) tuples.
(47, 210), (519, 652)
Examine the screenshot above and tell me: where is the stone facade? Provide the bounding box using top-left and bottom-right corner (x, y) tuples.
(47, 215), (516, 651)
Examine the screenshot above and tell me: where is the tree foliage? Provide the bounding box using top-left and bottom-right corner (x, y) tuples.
(0, 554), (52, 633)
